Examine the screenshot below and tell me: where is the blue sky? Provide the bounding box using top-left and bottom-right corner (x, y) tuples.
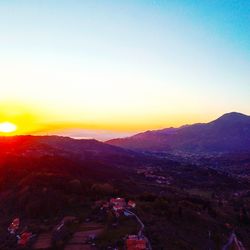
(0, 0), (249, 139)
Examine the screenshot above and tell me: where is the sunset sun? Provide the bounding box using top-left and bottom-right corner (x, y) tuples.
(0, 122), (17, 133)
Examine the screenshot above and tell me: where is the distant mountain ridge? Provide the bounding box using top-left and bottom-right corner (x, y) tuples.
(107, 112), (250, 154)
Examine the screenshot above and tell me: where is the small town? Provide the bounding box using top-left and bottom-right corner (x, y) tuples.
(3, 197), (152, 250)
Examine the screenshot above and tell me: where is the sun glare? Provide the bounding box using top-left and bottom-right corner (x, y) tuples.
(0, 122), (17, 133)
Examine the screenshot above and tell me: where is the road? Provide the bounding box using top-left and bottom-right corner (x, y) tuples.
(124, 209), (152, 250)
(222, 232), (246, 250)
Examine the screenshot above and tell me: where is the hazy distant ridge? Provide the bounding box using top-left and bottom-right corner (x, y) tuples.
(107, 112), (250, 154)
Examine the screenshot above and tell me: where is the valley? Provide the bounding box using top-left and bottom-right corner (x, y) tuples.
(0, 126), (250, 249)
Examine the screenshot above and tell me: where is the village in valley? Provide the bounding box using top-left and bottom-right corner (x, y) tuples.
(3, 197), (151, 250)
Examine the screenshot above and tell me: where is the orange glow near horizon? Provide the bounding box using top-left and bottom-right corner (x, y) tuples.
(0, 100), (222, 137)
(0, 100), (248, 140)
(0, 1), (249, 140)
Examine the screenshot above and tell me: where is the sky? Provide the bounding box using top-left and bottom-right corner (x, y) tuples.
(0, 0), (249, 140)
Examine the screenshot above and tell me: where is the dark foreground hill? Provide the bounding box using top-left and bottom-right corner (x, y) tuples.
(107, 112), (250, 154)
(0, 135), (250, 249)
(0, 135), (173, 167)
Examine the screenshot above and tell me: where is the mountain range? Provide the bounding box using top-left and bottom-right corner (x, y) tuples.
(107, 112), (250, 154)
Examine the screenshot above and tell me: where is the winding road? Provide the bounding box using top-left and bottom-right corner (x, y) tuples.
(124, 209), (152, 250)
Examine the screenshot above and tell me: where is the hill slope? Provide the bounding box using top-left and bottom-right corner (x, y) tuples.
(107, 112), (250, 154)
(0, 135), (250, 249)
(0, 135), (169, 167)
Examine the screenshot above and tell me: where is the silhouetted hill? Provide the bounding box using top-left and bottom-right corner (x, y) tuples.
(107, 112), (250, 154)
(0, 135), (175, 171)
(0, 135), (127, 155)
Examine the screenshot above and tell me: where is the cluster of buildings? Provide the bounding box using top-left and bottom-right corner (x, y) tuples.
(137, 168), (171, 185)
(99, 197), (136, 217)
(6, 199), (148, 249)
(106, 198), (149, 249)
(97, 197), (149, 249)
(8, 218), (34, 247)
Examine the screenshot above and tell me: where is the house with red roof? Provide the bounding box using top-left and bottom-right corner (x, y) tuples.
(8, 218), (20, 234)
(128, 200), (136, 208)
(18, 232), (33, 247)
(110, 197), (126, 207)
(126, 235), (147, 250)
